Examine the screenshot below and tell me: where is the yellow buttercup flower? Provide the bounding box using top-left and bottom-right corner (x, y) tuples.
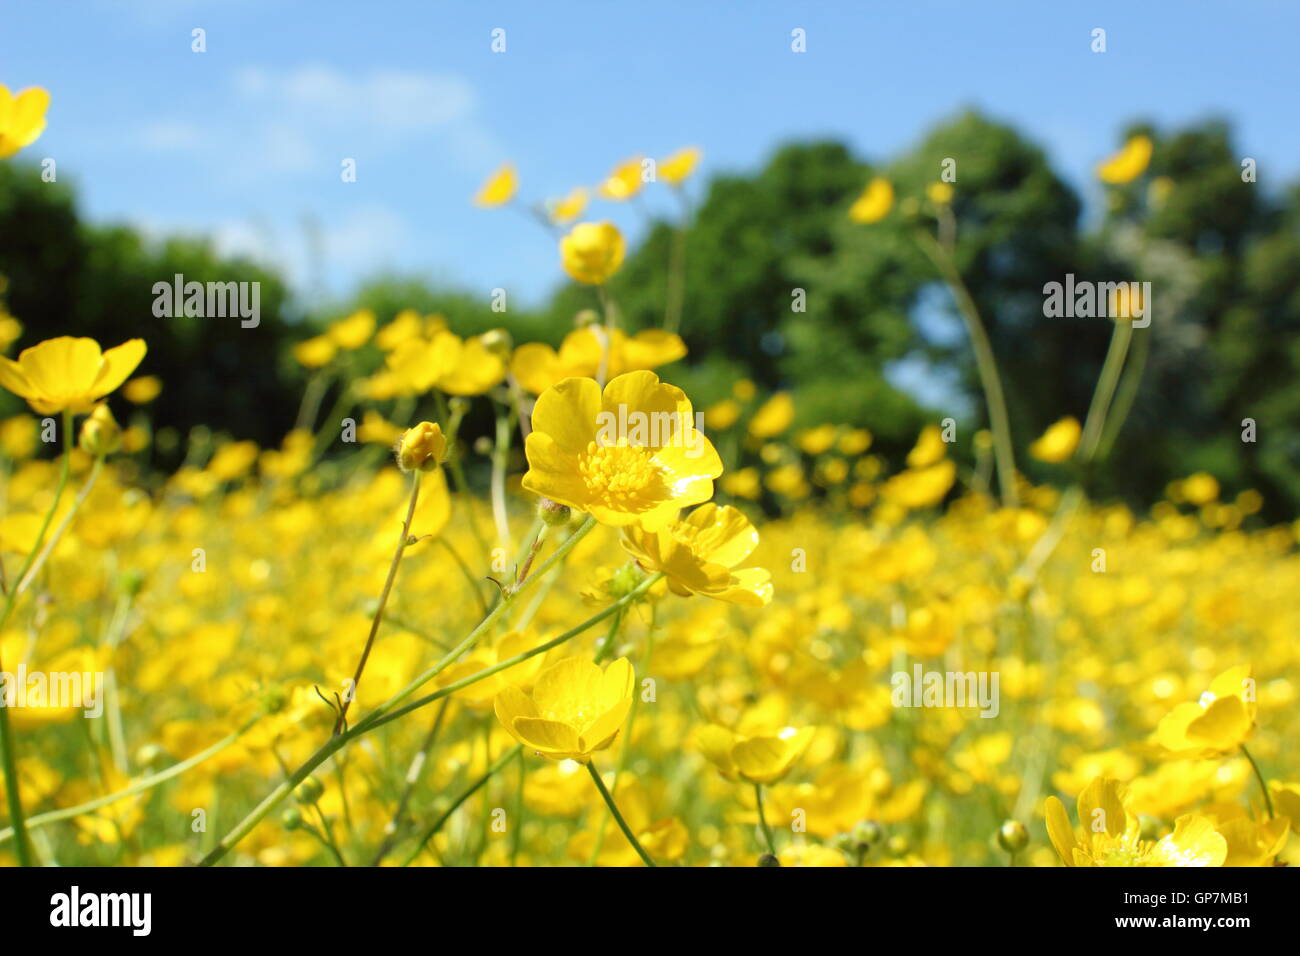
(926, 181), (954, 205)
(326, 309), (376, 349)
(0, 85), (50, 159)
(1097, 134), (1153, 185)
(849, 177), (894, 224)
(0, 335), (146, 414)
(882, 459), (956, 509)
(1029, 416), (1081, 463)
(474, 162), (517, 207)
(560, 221), (625, 284)
(395, 421), (446, 473)
(122, 375), (162, 404)
(906, 424), (948, 468)
(659, 146), (701, 186)
(694, 724), (815, 784)
(1156, 666), (1257, 756)
(748, 391), (794, 438)
(621, 503), (773, 607)
(511, 327), (685, 395)
(1046, 776), (1226, 866)
(493, 656), (635, 763)
(597, 156), (644, 201)
(292, 335), (337, 369)
(432, 331), (508, 396)
(522, 370), (722, 531)
(548, 187), (589, 225)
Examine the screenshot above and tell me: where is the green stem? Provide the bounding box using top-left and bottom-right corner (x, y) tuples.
(754, 782), (778, 855)
(1240, 744), (1275, 819)
(586, 761), (656, 867)
(1096, 323), (1149, 461)
(334, 469), (422, 733)
(0, 716), (258, 846)
(1079, 320), (1133, 464)
(401, 744), (522, 866)
(914, 230), (1018, 507)
(0, 409), (73, 866)
(198, 518), (607, 866)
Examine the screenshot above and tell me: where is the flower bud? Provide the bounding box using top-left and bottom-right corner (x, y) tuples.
(395, 421), (446, 472)
(997, 820), (1028, 853)
(852, 819), (883, 848)
(294, 776), (325, 806)
(79, 403), (121, 457)
(481, 328), (512, 356)
(757, 853), (780, 868)
(560, 221), (625, 285)
(281, 807), (304, 831)
(537, 498), (572, 528)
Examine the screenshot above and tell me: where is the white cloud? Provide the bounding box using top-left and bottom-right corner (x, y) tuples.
(139, 120), (206, 151)
(234, 64), (475, 131)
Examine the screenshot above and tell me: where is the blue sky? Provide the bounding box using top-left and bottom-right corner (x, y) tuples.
(4, 0), (1299, 318)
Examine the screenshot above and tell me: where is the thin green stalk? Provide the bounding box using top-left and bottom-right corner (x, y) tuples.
(360, 571), (663, 736)
(17, 455), (103, 593)
(0, 408), (73, 866)
(199, 517), (603, 866)
(334, 469), (422, 734)
(401, 744), (522, 866)
(586, 761), (656, 867)
(1241, 744), (1275, 819)
(1079, 320), (1133, 463)
(510, 747), (525, 866)
(914, 230), (1018, 507)
(754, 782), (778, 856)
(0, 715), (258, 846)
(1096, 323), (1150, 461)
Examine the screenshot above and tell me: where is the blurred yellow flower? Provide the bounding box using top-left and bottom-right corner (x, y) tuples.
(0, 335), (146, 414)
(906, 424), (948, 468)
(695, 724), (815, 784)
(122, 375), (162, 404)
(1156, 666), (1257, 756)
(659, 146), (701, 186)
(926, 181), (954, 205)
(1029, 416), (1081, 463)
(748, 392), (794, 438)
(327, 309), (376, 349)
(292, 335), (337, 369)
(474, 162), (517, 206)
(493, 656), (634, 763)
(597, 156), (644, 200)
(548, 187), (589, 225)
(560, 221), (626, 284)
(849, 177), (894, 224)
(511, 328), (685, 396)
(78, 403), (120, 456)
(1097, 134), (1153, 185)
(0, 85), (50, 159)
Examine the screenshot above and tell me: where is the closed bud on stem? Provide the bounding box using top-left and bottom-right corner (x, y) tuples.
(481, 328), (512, 356)
(757, 853), (780, 868)
(537, 497), (572, 527)
(997, 820), (1029, 853)
(79, 403), (121, 457)
(852, 819), (883, 849)
(294, 776), (325, 806)
(395, 421), (446, 473)
(281, 807), (304, 831)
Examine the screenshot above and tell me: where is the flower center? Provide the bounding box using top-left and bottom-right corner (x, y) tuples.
(580, 440), (664, 507)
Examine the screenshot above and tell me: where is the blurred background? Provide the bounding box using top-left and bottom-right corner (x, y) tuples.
(2, 1), (1298, 515)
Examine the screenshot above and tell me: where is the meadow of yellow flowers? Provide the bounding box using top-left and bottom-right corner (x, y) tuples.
(1, 88), (1297, 869)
